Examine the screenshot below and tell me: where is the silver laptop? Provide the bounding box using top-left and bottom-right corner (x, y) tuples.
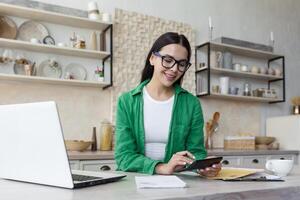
(0, 101), (125, 189)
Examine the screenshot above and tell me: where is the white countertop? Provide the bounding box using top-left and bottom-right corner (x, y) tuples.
(1, 166), (300, 200)
(67, 149), (299, 160)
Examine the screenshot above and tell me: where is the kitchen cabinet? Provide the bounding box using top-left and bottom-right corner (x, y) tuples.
(0, 2), (113, 89)
(195, 41), (285, 103)
(221, 154), (298, 168)
(70, 159), (116, 172)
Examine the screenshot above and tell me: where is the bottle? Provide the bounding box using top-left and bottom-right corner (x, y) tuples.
(89, 31), (97, 50)
(91, 127), (97, 151)
(100, 120), (113, 151)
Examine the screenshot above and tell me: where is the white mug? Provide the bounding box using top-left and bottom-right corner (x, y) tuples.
(265, 159), (294, 177)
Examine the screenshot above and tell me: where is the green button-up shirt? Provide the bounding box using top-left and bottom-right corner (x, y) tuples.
(115, 79), (207, 174)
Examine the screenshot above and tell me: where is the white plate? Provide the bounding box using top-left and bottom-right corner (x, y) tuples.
(17, 20), (49, 42)
(64, 63), (87, 80)
(37, 59), (62, 78)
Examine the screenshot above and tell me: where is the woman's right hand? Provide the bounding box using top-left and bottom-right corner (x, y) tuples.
(155, 151), (195, 175)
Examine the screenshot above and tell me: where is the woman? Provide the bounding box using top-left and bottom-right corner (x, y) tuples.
(115, 32), (221, 176)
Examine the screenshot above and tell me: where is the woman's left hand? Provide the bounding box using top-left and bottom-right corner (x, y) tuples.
(197, 163), (222, 177)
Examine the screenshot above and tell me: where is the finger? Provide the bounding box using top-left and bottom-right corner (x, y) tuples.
(173, 154), (194, 164)
(176, 151), (195, 160)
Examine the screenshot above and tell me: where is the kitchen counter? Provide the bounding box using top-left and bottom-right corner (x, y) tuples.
(1, 166), (300, 200)
(67, 149), (299, 160)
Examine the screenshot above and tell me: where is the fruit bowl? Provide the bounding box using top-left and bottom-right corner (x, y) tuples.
(255, 136), (275, 145)
(65, 140), (92, 151)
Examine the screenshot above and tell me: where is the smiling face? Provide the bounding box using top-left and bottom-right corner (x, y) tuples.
(149, 44), (189, 88)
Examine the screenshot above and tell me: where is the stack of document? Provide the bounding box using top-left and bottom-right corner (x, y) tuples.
(135, 175), (186, 189)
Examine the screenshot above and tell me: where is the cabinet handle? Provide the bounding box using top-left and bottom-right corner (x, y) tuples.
(222, 160), (229, 165)
(280, 157), (285, 160)
(99, 165), (111, 171)
(252, 159), (259, 164)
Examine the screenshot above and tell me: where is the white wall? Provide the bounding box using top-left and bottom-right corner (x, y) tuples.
(2, 0), (299, 140)
(35, 0), (300, 123)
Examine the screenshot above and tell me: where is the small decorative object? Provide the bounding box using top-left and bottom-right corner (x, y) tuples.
(94, 66), (104, 82)
(251, 66), (259, 74)
(233, 63), (241, 71)
(89, 31), (97, 50)
(291, 96), (300, 115)
(243, 82), (251, 96)
(267, 67), (275, 75)
(91, 127), (97, 151)
(259, 66), (267, 74)
(24, 62), (35, 76)
(69, 32), (77, 48)
(222, 52), (232, 69)
(87, 1), (101, 21)
(15, 52), (28, 65)
(228, 86), (239, 95)
(241, 64), (249, 72)
(75, 36), (86, 49)
(100, 119), (113, 151)
(274, 68), (282, 76)
(252, 88), (264, 97)
(211, 85), (220, 93)
(205, 112), (220, 149)
(219, 76), (229, 94)
(2, 49), (14, 63)
(43, 35), (55, 45)
(210, 51), (222, 68)
(102, 13), (111, 23)
(196, 62), (206, 71)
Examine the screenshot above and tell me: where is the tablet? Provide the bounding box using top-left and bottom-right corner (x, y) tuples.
(176, 156), (223, 172)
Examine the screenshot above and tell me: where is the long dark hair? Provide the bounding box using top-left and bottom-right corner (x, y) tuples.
(140, 32), (191, 85)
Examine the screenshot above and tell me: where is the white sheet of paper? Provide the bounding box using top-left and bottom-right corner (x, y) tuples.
(135, 175), (186, 189)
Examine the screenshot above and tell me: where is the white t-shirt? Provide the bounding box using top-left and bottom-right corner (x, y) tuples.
(143, 87), (174, 161)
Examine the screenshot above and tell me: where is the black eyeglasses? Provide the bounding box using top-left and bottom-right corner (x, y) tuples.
(153, 52), (191, 72)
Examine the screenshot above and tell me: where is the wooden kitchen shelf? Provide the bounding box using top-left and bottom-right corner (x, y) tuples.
(198, 92), (282, 103)
(0, 2), (111, 30)
(0, 38), (110, 59)
(209, 41), (283, 59)
(196, 67), (283, 81)
(0, 73), (109, 88)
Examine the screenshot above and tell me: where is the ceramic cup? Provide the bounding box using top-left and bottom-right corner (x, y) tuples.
(241, 64), (248, 72)
(233, 63), (241, 71)
(265, 159), (294, 177)
(229, 87), (239, 95)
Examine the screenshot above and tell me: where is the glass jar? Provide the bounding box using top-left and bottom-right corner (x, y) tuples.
(100, 119), (113, 151)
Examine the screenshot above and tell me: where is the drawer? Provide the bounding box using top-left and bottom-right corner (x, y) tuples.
(80, 160), (116, 172)
(221, 156), (241, 167)
(69, 160), (80, 170)
(267, 154), (296, 162)
(242, 156), (266, 168)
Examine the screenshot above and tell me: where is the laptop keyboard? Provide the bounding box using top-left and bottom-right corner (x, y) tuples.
(72, 174), (102, 182)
